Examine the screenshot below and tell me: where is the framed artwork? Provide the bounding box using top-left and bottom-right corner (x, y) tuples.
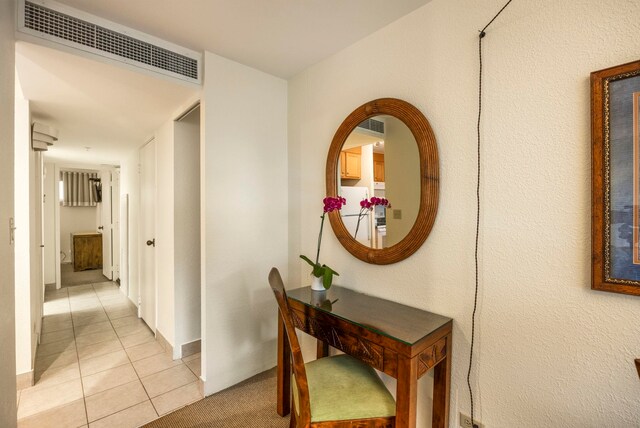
(592, 59), (640, 296)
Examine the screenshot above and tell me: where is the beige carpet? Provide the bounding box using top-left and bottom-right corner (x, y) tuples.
(143, 368), (290, 428)
(61, 263), (110, 287)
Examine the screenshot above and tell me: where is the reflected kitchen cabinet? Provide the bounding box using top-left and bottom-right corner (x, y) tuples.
(373, 152), (385, 182)
(340, 146), (361, 179)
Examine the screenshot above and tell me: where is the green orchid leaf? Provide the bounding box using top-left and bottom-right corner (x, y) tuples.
(320, 265), (339, 289)
(322, 269), (333, 289)
(312, 265), (324, 278)
(299, 254), (315, 267)
(321, 265), (339, 277)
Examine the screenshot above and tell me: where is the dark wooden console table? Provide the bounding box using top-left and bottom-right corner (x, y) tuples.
(277, 285), (453, 428)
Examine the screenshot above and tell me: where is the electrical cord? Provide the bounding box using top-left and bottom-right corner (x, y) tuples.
(467, 1), (514, 427)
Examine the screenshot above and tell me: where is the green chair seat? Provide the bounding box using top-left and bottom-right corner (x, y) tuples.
(293, 354), (396, 423)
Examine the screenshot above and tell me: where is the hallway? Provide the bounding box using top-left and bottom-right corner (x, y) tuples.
(17, 282), (202, 427)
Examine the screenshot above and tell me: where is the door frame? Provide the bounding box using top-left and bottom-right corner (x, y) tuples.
(52, 163), (118, 288)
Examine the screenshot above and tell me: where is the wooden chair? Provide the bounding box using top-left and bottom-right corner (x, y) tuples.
(269, 267), (396, 428)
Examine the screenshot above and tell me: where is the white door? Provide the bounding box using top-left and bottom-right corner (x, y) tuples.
(139, 140), (156, 331)
(111, 170), (120, 282)
(35, 153), (44, 336)
(99, 169), (112, 280)
(120, 194), (129, 298)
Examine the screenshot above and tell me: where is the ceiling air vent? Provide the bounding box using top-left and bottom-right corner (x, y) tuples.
(18, 0), (201, 84)
(357, 118), (385, 134)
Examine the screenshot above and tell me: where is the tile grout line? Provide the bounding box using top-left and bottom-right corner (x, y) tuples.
(24, 286), (85, 424)
(72, 283), (99, 426)
(70, 285), (90, 428)
(79, 281), (144, 425)
(83, 379), (150, 425)
(107, 284), (161, 420)
(23, 282), (137, 425)
(29, 281), (203, 425)
(117, 322), (202, 416)
(88, 399), (154, 426)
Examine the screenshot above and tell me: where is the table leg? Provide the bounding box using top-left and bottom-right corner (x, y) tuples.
(396, 355), (418, 428)
(316, 340), (329, 358)
(277, 309), (291, 416)
(432, 332), (452, 428)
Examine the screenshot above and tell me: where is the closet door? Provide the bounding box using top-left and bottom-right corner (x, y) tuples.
(139, 139), (157, 331)
(99, 169), (112, 280)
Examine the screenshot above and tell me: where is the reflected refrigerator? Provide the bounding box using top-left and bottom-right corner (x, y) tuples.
(339, 186), (370, 247)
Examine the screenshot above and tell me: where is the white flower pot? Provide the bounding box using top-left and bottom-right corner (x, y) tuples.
(310, 275), (325, 291)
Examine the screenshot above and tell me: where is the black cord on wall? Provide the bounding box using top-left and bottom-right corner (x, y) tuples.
(467, 1), (514, 427)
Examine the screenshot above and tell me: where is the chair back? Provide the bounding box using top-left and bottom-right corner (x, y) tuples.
(268, 268), (312, 424)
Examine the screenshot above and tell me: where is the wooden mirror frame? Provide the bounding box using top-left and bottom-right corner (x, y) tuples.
(326, 98), (439, 265)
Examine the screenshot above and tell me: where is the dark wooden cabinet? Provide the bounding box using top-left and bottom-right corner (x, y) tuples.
(73, 233), (102, 272)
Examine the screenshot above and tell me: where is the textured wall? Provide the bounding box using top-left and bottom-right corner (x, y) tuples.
(0, 0), (16, 422)
(202, 52), (289, 395)
(174, 107), (201, 353)
(288, 0), (640, 426)
(14, 90), (32, 378)
(155, 118), (176, 347)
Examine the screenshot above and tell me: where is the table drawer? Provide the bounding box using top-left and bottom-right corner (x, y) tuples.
(417, 337), (447, 378)
(291, 308), (384, 371)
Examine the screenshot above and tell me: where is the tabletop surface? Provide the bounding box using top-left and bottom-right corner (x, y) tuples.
(287, 285), (452, 346)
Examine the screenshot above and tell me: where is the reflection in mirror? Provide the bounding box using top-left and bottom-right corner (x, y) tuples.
(326, 98), (438, 265)
(337, 115), (420, 249)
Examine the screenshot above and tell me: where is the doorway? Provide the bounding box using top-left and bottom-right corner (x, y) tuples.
(46, 165), (120, 289)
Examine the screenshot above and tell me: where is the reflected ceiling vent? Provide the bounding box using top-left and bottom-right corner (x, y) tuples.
(358, 119), (384, 138)
(18, 0), (202, 85)
(357, 118), (385, 135)
(32, 122), (58, 151)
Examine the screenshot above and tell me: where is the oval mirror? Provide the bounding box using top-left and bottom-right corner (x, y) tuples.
(326, 98), (439, 264)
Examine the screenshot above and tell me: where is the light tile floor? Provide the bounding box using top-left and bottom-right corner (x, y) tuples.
(17, 281), (203, 428)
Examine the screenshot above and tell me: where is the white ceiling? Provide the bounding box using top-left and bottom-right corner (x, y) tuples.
(16, 42), (199, 165)
(54, 0), (431, 78)
(15, 0), (431, 165)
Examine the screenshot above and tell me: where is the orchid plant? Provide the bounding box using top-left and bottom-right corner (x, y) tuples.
(354, 197), (391, 239)
(300, 196), (346, 290)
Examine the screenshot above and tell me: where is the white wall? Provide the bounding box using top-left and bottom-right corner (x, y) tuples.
(201, 52), (288, 395)
(43, 163), (56, 284)
(29, 150), (43, 376)
(174, 106), (201, 353)
(155, 119), (176, 346)
(0, 0), (17, 423)
(14, 79), (33, 379)
(14, 77), (44, 389)
(288, 0), (640, 426)
(60, 206), (97, 262)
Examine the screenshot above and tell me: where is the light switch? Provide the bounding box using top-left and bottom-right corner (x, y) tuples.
(393, 209), (402, 219)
